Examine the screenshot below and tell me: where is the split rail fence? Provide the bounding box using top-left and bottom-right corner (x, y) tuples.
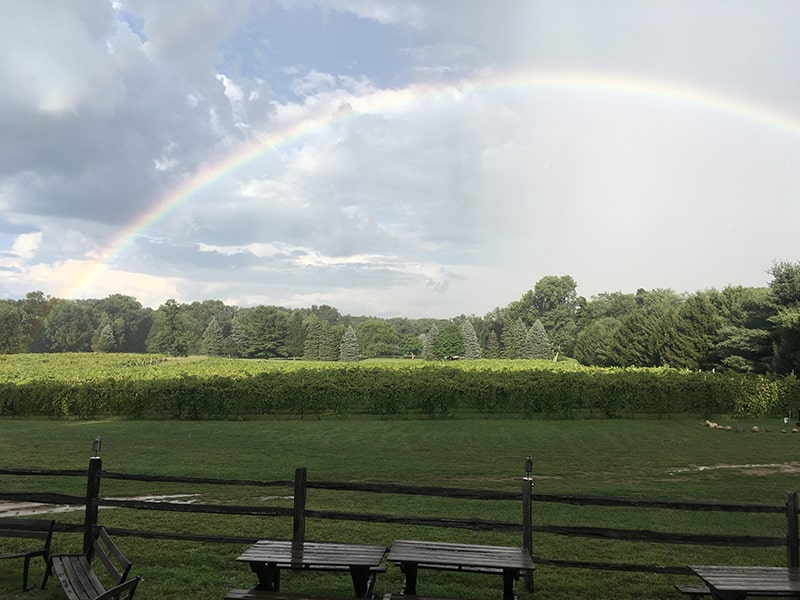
(1, 457), (798, 592)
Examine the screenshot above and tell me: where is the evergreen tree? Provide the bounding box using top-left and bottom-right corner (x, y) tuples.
(659, 294), (719, 369)
(339, 325), (360, 361)
(573, 317), (619, 366)
(461, 320), (481, 359)
(284, 311), (305, 358)
(201, 317), (224, 356)
(303, 319), (324, 361)
(500, 318), (525, 358)
(223, 317), (248, 357)
(484, 330), (501, 358)
(422, 325), (439, 360)
(526, 319), (552, 359)
(304, 318), (340, 361)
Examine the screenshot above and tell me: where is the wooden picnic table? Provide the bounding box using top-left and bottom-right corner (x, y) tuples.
(235, 540), (387, 598)
(689, 565), (800, 599)
(387, 539), (534, 600)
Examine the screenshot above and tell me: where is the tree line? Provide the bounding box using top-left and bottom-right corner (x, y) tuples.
(1, 260), (799, 374)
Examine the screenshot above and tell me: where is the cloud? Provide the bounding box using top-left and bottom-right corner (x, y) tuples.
(0, 1), (798, 319)
(11, 233), (42, 261)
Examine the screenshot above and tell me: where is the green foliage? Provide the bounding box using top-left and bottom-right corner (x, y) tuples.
(0, 353), (795, 421)
(508, 275), (580, 355)
(354, 319), (399, 357)
(146, 299), (190, 356)
(238, 305), (290, 359)
(434, 323), (463, 359)
(769, 261), (800, 374)
(339, 325), (360, 361)
(92, 323), (117, 353)
(399, 334), (423, 358)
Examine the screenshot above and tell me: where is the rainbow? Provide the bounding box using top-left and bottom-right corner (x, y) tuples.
(62, 69), (800, 299)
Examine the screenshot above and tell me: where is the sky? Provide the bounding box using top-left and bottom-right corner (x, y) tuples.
(1, 1), (799, 319)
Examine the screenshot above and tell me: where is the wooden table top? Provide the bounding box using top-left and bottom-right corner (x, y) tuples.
(237, 540), (387, 567)
(387, 540), (534, 571)
(689, 565), (800, 594)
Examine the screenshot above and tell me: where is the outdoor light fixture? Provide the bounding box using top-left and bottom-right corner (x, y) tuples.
(92, 436), (102, 457)
(524, 456), (533, 479)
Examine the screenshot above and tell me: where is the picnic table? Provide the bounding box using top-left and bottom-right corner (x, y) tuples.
(386, 539), (534, 600)
(235, 540), (387, 598)
(688, 565), (800, 599)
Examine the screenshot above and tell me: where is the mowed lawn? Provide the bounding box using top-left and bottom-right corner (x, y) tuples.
(0, 416), (798, 599)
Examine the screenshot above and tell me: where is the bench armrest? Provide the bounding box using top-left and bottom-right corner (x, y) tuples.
(94, 576), (141, 600)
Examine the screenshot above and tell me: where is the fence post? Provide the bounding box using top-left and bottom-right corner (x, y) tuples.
(522, 457), (534, 592)
(83, 456), (102, 553)
(293, 467), (307, 543)
(786, 491), (799, 568)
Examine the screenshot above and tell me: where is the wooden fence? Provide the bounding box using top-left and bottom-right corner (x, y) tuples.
(1, 457), (798, 591)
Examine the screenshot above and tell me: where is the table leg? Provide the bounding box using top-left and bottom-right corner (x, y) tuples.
(249, 562), (280, 591)
(400, 562), (418, 595)
(349, 565), (370, 598)
(502, 568), (517, 600)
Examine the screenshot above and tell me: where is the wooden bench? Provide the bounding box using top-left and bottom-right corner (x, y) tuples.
(0, 517), (55, 591)
(688, 565), (800, 599)
(44, 526), (141, 600)
(674, 583), (711, 598)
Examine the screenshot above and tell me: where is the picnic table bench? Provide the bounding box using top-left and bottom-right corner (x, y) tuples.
(387, 540), (534, 600)
(687, 565), (800, 599)
(0, 517), (55, 591)
(44, 526), (141, 600)
(234, 540), (387, 598)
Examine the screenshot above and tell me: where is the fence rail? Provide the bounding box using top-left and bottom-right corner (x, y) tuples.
(1, 459), (798, 589)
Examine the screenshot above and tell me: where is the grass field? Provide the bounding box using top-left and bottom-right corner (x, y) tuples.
(0, 416), (798, 599)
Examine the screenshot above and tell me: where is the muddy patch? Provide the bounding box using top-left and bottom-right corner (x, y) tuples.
(0, 494), (199, 517)
(668, 462), (800, 476)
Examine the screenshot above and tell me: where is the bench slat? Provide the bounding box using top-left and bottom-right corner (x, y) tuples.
(52, 556), (105, 600)
(48, 527), (138, 600)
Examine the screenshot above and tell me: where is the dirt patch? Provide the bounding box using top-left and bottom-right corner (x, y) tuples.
(0, 494), (199, 517)
(668, 462), (800, 476)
